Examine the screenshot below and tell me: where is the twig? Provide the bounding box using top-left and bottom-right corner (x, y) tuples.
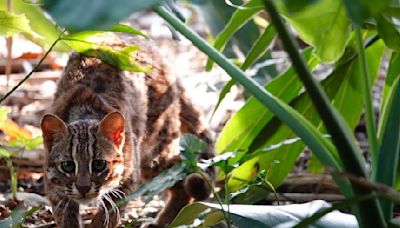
(327, 168), (400, 204)
(0, 34), (63, 104)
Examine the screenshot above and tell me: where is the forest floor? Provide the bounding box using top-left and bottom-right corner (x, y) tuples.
(0, 7), (383, 228)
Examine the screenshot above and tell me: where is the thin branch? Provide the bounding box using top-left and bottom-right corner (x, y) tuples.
(0, 35), (62, 104)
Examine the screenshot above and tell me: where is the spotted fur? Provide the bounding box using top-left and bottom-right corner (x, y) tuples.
(41, 38), (214, 228)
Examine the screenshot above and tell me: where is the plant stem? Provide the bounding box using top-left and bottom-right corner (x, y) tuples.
(198, 172), (232, 228)
(262, 0), (385, 227)
(0, 37), (61, 104)
(355, 28), (379, 177)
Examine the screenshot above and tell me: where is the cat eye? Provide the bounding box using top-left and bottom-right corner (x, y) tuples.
(92, 160), (107, 172)
(61, 161), (75, 173)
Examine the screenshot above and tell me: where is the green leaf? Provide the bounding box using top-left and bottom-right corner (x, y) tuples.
(341, 0), (370, 26)
(216, 48), (317, 153)
(281, 0), (321, 13)
(206, 0), (263, 70)
(279, 0), (351, 62)
(25, 136), (43, 150)
(375, 76), (400, 219)
(376, 13), (400, 51)
(227, 40), (384, 191)
(170, 201), (358, 227)
(378, 52), (400, 136)
(62, 32), (151, 72)
(0, 149), (13, 158)
(109, 24), (148, 38)
(179, 134), (207, 171)
(241, 24), (276, 70)
(0, 0), (70, 51)
(118, 163), (187, 206)
(44, 0), (163, 31)
(0, 10), (35, 37)
(294, 195), (374, 228)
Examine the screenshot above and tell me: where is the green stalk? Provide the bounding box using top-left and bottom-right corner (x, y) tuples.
(262, 0), (385, 227)
(355, 28), (379, 177)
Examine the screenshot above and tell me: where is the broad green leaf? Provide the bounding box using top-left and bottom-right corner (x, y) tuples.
(241, 25), (277, 70)
(378, 52), (400, 140)
(0, 0), (70, 51)
(170, 201), (358, 227)
(375, 76), (400, 219)
(308, 151), (325, 173)
(227, 40), (384, 191)
(44, 0), (163, 31)
(0, 10), (35, 37)
(341, 0), (370, 26)
(376, 14), (400, 51)
(378, 52), (400, 191)
(109, 24), (148, 38)
(216, 49), (317, 153)
(179, 134), (207, 172)
(211, 25), (276, 121)
(342, 0), (390, 26)
(62, 32), (151, 72)
(118, 163), (187, 206)
(206, 0), (263, 70)
(295, 195), (375, 228)
(281, 0), (321, 13)
(279, 0), (351, 62)
(194, 0), (264, 62)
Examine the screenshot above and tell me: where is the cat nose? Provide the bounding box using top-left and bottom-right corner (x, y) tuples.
(76, 183), (91, 196)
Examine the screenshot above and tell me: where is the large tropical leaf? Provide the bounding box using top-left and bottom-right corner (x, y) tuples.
(227, 40), (384, 191)
(279, 0), (352, 62)
(216, 48), (318, 154)
(0, 0), (70, 51)
(376, 13), (400, 51)
(44, 0), (163, 31)
(205, 0), (263, 70)
(169, 201), (358, 227)
(0, 10), (35, 37)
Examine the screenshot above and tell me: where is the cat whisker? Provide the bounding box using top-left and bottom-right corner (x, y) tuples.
(54, 198), (65, 212)
(98, 198), (110, 227)
(104, 193), (120, 225)
(63, 199), (71, 218)
(110, 189), (125, 199)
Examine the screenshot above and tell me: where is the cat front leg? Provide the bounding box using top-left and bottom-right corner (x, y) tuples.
(88, 193), (123, 228)
(49, 196), (82, 228)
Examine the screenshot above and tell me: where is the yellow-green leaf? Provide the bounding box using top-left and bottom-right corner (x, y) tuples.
(0, 10), (35, 37)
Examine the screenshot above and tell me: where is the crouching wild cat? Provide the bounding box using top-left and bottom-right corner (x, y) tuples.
(40, 38), (214, 228)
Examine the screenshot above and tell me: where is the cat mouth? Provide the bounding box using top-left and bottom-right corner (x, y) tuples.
(72, 194), (99, 205)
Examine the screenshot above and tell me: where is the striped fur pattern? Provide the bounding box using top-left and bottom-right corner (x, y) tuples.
(41, 38), (214, 228)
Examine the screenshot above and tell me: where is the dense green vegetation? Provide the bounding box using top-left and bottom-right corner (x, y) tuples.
(1, 0), (400, 227)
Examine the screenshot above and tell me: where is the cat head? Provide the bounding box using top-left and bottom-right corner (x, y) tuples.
(41, 111), (126, 204)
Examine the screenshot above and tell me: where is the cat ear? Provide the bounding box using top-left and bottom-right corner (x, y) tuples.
(99, 111), (125, 148)
(41, 114), (68, 151)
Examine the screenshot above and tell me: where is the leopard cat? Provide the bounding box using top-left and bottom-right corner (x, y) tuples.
(40, 37), (214, 228)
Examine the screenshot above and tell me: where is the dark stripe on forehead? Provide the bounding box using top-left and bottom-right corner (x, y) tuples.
(69, 126), (77, 159)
